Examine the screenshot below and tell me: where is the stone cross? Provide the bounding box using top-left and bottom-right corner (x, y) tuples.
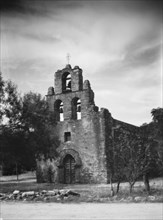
(66, 53), (70, 64)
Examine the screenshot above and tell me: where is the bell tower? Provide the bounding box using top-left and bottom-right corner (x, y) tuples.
(44, 64), (108, 184)
(47, 64), (95, 121)
(54, 64), (83, 94)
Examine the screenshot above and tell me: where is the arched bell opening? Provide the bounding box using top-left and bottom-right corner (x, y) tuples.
(54, 100), (64, 121)
(72, 97), (81, 120)
(62, 72), (71, 93)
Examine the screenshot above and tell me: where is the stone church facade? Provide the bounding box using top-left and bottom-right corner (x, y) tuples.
(36, 64), (139, 184)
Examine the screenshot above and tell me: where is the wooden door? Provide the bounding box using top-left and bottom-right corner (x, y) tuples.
(63, 155), (75, 184)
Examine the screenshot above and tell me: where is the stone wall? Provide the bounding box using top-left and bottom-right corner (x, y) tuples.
(54, 108), (108, 183)
(36, 107), (109, 183)
(112, 118), (140, 149)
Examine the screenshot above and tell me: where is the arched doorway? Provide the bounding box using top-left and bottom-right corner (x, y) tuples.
(57, 149), (82, 184)
(63, 154), (75, 184)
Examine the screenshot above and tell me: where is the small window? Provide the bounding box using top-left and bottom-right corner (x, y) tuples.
(64, 132), (71, 142)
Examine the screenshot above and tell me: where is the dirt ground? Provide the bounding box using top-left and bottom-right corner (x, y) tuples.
(0, 202), (162, 220)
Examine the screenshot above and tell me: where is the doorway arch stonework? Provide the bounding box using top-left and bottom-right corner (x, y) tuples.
(57, 149), (82, 183)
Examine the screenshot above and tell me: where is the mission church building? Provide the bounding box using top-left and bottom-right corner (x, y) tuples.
(36, 64), (139, 184)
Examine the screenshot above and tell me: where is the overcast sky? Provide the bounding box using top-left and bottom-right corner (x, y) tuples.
(1, 0), (162, 126)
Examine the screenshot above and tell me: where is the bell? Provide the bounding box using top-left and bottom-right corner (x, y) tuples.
(59, 107), (63, 113)
(77, 106), (81, 112)
(68, 81), (71, 89)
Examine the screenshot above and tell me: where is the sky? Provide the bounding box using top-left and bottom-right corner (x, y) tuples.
(1, 0), (162, 126)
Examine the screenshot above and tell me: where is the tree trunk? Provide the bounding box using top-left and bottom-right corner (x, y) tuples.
(129, 183), (134, 194)
(0, 164), (3, 176)
(110, 176), (114, 196)
(143, 174), (150, 192)
(15, 162), (19, 181)
(116, 181), (121, 194)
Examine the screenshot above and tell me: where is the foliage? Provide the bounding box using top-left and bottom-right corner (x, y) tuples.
(0, 73), (58, 175)
(151, 108), (163, 142)
(3, 80), (22, 126)
(0, 72), (5, 121)
(0, 74), (22, 127)
(151, 107), (163, 173)
(0, 74), (24, 176)
(113, 126), (158, 193)
(140, 108), (163, 176)
(151, 108), (163, 123)
(21, 91), (59, 158)
(0, 126), (29, 175)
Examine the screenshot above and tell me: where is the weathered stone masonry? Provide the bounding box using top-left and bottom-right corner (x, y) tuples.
(36, 64), (140, 184)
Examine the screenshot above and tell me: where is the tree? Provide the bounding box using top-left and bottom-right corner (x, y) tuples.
(151, 108), (163, 124)
(112, 127), (126, 193)
(140, 122), (161, 190)
(151, 108), (163, 163)
(3, 80), (22, 127)
(113, 126), (158, 193)
(0, 73), (59, 176)
(113, 144), (126, 193)
(0, 72), (5, 122)
(21, 91), (59, 159)
(0, 76), (23, 178)
(0, 126), (27, 178)
(124, 134), (158, 193)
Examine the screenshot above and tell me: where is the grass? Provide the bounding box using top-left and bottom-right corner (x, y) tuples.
(0, 182), (66, 193)
(0, 173), (163, 203)
(0, 171), (36, 182)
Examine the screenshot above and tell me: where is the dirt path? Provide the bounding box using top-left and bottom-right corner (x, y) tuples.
(0, 202), (162, 220)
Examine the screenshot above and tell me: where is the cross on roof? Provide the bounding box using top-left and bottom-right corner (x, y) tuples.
(66, 53), (70, 64)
